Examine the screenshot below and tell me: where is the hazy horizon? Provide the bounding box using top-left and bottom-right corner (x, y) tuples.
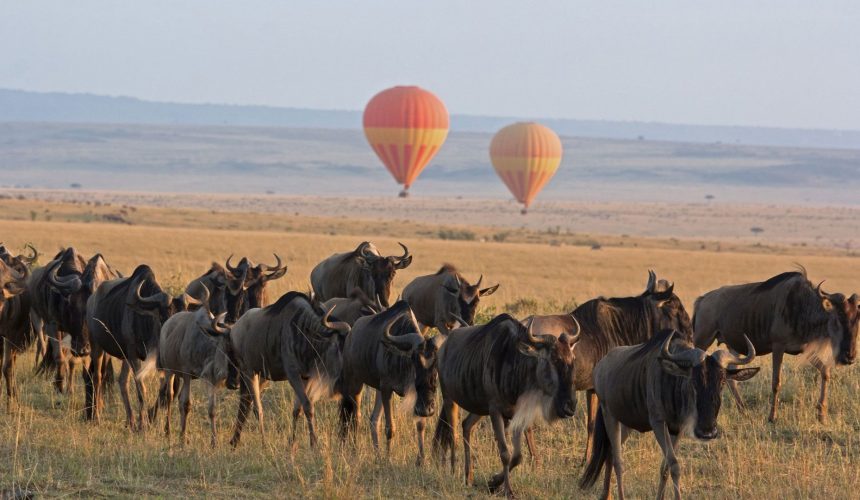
(2, 1), (858, 130)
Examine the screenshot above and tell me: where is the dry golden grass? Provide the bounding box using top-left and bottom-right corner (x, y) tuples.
(1, 202), (859, 498)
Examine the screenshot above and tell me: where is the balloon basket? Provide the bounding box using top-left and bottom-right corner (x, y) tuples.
(398, 189), (410, 198)
(521, 208), (528, 215)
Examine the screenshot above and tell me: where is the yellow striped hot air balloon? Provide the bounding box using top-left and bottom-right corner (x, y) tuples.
(489, 122), (563, 214)
(363, 86), (449, 197)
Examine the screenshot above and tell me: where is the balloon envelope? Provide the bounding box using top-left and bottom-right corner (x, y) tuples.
(363, 86), (449, 196)
(489, 122), (562, 211)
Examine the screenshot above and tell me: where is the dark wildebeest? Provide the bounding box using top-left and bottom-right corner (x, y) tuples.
(30, 248), (119, 394)
(310, 242), (412, 308)
(339, 300), (442, 464)
(580, 330), (759, 500)
(185, 262), (245, 315)
(525, 271), (692, 462)
(321, 288), (383, 326)
(0, 245), (36, 408)
(224, 254), (288, 322)
(693, 268), (860, 423)
(402, 264), (499, 336)
(433, 314), (580, 498)
(148, 288), (234, 446)
(85, 264), (199, 428)
(227, 291), (350, 447)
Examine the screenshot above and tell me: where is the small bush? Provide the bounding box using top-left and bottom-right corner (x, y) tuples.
(438, 229), (476, 241)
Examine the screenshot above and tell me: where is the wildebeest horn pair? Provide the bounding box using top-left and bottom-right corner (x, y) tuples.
(524, 316), (581, 349)
(661, 330), (756, 368)
(381, 306), (424, 353)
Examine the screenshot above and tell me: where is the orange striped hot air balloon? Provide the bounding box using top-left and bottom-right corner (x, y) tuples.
(363, 86), (449, 197)
(489, 122), (563, 214)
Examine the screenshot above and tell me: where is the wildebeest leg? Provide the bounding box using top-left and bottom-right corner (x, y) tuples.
(816, 364), (831, 423)
(583, 389), (598, 464)
(86, 346), (104, 422)
(524, 428), (539, 466)
(286, 370), (318, 447)
(602, 409), (625, 500)
(162, 373), (175, 437)
(381, 389), (396, 455)
(3, 340), (17, 411)
(208, 382), (219, 448)
(229, 378), (253, 447)
(291, 397), (303, 443)
(490, 424), (526, 493)
(487, 412), (516, 498)
(178, 374), (192, 444)
(129, 358), (149, 431)
(250, 374), (265, 444)
(31, 314), (45, 368)
(768, 348), (785, 423)
(461, 412), (481, 485)
(369, 390), (383, 451)
(45, 323), (64, 393)
(653, 422), (681, 500)
(118, 361), (135, 429)
(415, 418), (426, 466)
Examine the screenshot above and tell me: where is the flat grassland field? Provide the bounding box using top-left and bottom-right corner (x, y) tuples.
(1, 198), (859, 499)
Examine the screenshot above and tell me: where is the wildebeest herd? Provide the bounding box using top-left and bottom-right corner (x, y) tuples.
(0, 241), (858, 499)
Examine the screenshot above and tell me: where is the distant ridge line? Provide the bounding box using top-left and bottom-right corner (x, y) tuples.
(1, 88), (859, 150)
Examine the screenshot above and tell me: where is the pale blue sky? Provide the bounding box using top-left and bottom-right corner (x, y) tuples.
(1, 1), (858, 129)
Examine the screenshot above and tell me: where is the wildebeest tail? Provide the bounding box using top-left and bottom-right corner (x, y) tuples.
(580, 407), (610, 490)
(432, 399), (458, 455)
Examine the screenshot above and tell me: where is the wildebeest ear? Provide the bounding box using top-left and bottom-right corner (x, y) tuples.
(479, 284), (500, 297)
(726, 367), (760, 382)
(659, 359), (692, 378)
(821, 297), (834, 312)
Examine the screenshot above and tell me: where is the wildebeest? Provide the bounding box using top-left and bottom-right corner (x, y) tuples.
(580, 330), (759, 500)
(525, 271), (692, 461)
(310, 242), (412, 308)
(433, 314), (580, 498)
(29, 248), (119, 393)
(402, 264), (499, 336)
(227, 291), (350, 447)
(0, 245), (35, 408)
(224, 254), (288, 322)
(693, 268), (860, 422)
(85, 264), (199, 428)
(321, 288), (383, 326)
(185, 262), (244, 315)
(149, 287), (234, 446)
(339, 300), (442, 464)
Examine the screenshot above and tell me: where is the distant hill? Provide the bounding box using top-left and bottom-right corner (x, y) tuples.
(2, 88), (859, 150)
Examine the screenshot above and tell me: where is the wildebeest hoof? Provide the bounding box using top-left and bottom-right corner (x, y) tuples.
(486, 474), (505, 494)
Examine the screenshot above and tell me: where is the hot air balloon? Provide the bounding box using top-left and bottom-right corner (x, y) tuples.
(489, 122), (563, 214)
(363, 86), (449, 197)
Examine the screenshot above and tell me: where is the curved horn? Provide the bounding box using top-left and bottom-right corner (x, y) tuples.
(47, 259), (82, 293)
(211, 312), (230, 335)
(134, 281), (164, 305)
(523, 316), (542, 345)
(568, 315), (582, 343)
(392, 242), (412, 269)
(382, 313), (424, 353)
(644, 270), (657, 295)
(263, 253), (288, 281)
(375, 294), (385, 312)
(660, 330), (706, 366)
(474, 274), (483, 288)
(321, 305), (351, 335)
(19, 244), (38, 265)
(358, 242), (376, 260)
(225, 254), (239, 275)
(185, 283), (208, 309)
(815, 280), (828, 298)
(395, 242), (409, 261)
(713, 334), (756, 368)
(264, 253), (282, 271)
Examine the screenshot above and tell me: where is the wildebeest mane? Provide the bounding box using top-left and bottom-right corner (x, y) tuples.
(367, 301), (412, 331)
(265, 291), (318, 317)
(436, 263), (458, 275)
(754, 268), (807, 293)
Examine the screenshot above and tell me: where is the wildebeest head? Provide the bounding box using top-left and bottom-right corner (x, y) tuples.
(642, 270), (693, 339)
(518, 316), (581, 419)
(820, 287), (860, 365)
(244, 254), (288, 309)
(658, 331), (759, 440)
(0, 251), (29, 301)
(441, 269), (500, 327)
(128, 270), (201, 324)
(356, 242), (412, 308)
(303, 304), (351, 388)
(378, 302), (441, 417)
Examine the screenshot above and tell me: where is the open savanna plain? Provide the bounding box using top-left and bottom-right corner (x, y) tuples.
(1, 198), (859, 498)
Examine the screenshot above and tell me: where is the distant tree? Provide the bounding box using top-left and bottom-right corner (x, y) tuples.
(70, 183), (82, 189)
(705, 194), (715, 200)
(750, 227), (765, 235)
(637, 135), (645, 141)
